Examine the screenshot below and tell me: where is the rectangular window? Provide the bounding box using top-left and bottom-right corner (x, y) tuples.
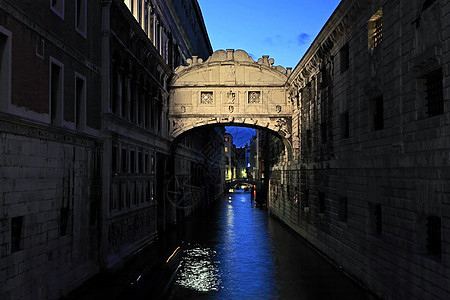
(425, 68), (443, 117)
(130, 150), (135, 173)
(200, 91), (214, 104)
(306, 129), (312, 149)
(36, 37), (45, 59)
(340, 43), (349, 73)
(121, 148), (127, 173)
(122, 78), (128, 120)
(151, 155), (154, 173)
(144, 5), (149, 35)
(138, 151), (143, 173)
(137, 0), (143, 25)
(373, 96), (384, 131)
(341, 112), (349, 138)
(130, 82), (136, 123)
(248, 91), (261, 104)
(157, 105), (162, 133)
(320, 66), (330, 88)
(150, 12), (155, 42)
(50, 58), (64, 125)
(368, 9), (383, 50)
(426, 216), (441, 258)
(89, 200), (97, 226)
(422, 0), (436, 11)
(112, 145), (118, 173)
(369, 203), (382, 235)
(75, 74), (86, 130)
(318, 192), (325, 213)
(60, 207), (69, 236)
(75, 0), (87, 37)
(50, 0), (65, 19)
(11, 216), (23, 253)
(144, 153), (149, 173)
(0, 28), (12, 112)
(339, 197), (348, 222)
(225, 146), (228, 153)
(144, 94), (150, 128)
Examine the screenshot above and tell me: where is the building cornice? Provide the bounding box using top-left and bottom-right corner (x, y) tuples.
(288, 0), (364, 85)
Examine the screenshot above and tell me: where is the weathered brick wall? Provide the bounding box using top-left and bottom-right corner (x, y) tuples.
(0, 116), (102, 299)
(271, 0), (450, 299)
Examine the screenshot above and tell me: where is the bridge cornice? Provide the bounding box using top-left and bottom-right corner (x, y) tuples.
(172, 49), (292, 85)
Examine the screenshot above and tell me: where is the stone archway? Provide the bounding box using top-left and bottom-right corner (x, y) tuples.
(225, 178), (263, 191)
(169, 49), (293, 158)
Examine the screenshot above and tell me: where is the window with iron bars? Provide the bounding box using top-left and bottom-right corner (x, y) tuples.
(373, 19), (383, 48)
(340, 43), (349, 74)
(369, 203), (382, 235)
(372, 96), (384, 131)
(368, 9), (383, 50)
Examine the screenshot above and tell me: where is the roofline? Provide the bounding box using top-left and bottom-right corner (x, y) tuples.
(192, 0), (213, 55)
(289, 0), (355, 83)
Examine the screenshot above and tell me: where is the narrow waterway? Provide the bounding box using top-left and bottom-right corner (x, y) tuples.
(66, 191), (375, 299)
(164, 190), (374, 299)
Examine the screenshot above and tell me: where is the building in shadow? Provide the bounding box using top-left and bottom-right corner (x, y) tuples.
(0, 0), (219, 299)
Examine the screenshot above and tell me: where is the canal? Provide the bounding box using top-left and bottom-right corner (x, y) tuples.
(67, 191), (375, 299)
(163, 190), (374, 299)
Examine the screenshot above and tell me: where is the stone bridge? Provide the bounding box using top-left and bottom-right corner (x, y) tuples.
(225, 178), (263, 190)
(169, 49), (293, 156)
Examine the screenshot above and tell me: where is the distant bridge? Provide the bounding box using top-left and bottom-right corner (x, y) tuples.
(225, 178), (263, 190)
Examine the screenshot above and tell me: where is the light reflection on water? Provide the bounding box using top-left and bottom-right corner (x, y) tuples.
(167, 190), (374, 299)
(173, 245), (221, 293)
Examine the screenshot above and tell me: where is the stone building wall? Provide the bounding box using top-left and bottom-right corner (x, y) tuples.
(270, 0), (450, 299)
(100, 0), (214, 268)
(0, 0), (215, 298)
(0, 116), (102, 299)
(0, 0), (103, 298)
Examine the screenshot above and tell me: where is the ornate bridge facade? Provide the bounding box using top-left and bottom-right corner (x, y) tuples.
(169, 49), (293, 155)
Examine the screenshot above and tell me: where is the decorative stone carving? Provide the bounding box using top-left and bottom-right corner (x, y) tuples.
(172, 119), (185, 132)
(227, 90), (236, 104)
(229, 105), (234, 113)
(274, 118), (291, 138)
(181, 105), (186, 113)
(276, 105), (282, 113)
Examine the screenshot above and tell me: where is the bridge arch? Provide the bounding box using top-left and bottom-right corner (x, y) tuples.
(225, 178), (263, 191)
(169, 49), (294, 159)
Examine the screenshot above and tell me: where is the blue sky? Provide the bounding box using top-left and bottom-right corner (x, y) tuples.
(225, 127), (255, 148)
(197, 0), (341, 68)
(198, 0), (341, 147)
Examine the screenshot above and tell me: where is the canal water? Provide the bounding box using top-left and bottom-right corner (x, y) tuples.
(163, 190), (374, 299)
(67, 190), (375, 299)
